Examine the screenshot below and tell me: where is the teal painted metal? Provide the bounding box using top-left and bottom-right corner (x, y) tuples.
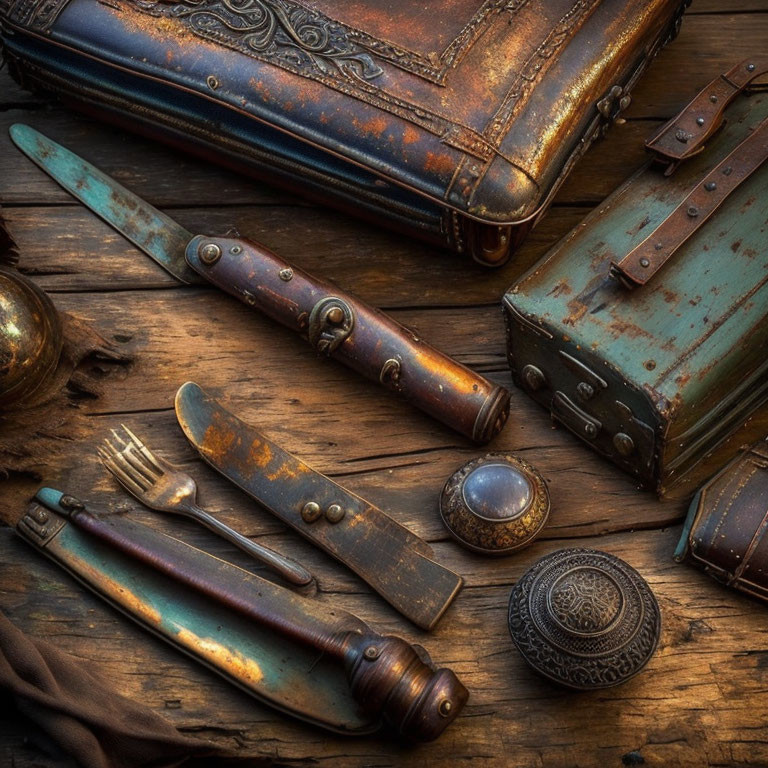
(8, 124), (203, 284)
(504, 92), (768, 494)
(21, 489), (375, 734)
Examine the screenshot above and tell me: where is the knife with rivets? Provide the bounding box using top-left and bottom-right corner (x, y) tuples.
(175, 381), (463, 630)
(10, 124), (510, 443)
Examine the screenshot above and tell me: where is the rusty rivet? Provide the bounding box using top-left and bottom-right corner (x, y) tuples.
(747, 63), (756, 72)
(654, 242), (663, 251)
(279, 268), (293, 281)
(522, 364), (546, 392)
(704, 181), (717, 191)
(613, 432), (635, 457)
(363, 646), (380, 660)
(301, 502), (322, 523)
(687, 206), (699, 218)
(325, 503), (345, 524)
(709, 94), (718, 103)
(722, 166), (733, 176)
(584, 423), (597, 439)
(438, 699), (453, 718)
(576, 382), (595, 402)
(645, 360), (656, 371)
(206, 74), (220, 90)
(675, 129), (690, 143)
(696, 116), (705, 126)
(39, 527), (48, 537)
(326, 307), (345, 325)
(639, 258), (650, 268)
(230, 245), (242, 255)
(199, 242), (222, 265)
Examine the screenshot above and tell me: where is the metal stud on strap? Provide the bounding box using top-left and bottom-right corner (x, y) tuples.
(611, 117), (768, 289)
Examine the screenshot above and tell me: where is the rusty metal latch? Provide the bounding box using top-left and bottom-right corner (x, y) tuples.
(611, 116), (768, 289)
(307, 296), (354, 355)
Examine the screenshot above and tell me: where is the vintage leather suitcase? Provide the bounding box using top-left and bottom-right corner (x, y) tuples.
(0, 0), (687, 265)
(675, 435), (768, 604)
(503, 60), (768, 496)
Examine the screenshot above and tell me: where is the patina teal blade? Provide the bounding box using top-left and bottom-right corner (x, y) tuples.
(9, 124), (203, 284)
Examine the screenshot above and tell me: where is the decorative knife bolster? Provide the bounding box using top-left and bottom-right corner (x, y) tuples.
(175, 382), (463, 630)
(19, 490), (468, 740)
(674, 436), (768, 603)
(184, 234), (510, 443)
(646, 57), (768, 167)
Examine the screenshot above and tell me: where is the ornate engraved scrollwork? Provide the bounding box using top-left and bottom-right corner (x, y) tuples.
(144, 0), (383, 81)
(307, 296), (354, 356)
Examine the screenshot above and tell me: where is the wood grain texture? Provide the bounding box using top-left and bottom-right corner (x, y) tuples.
(1, 3), (767, 766)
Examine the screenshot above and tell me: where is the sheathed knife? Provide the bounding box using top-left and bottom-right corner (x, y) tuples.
(10, 124), (510, 443)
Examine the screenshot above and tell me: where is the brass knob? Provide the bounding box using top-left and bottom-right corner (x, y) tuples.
(0, 266), (63, 408)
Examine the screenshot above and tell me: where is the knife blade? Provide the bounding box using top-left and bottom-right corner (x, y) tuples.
(175, 381), (463, 630)
(10, 123), (510, 443)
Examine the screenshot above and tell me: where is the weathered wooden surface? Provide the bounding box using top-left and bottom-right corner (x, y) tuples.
(1, 4), (768, 766)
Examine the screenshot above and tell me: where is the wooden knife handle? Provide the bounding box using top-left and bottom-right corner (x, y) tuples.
(185, 234), (509, 443)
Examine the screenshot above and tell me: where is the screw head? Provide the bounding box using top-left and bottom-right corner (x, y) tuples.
(709, 94), (718, 103)
(613, 432), (635, 457)
(438, 699), (453, 717)
(639, 258), (650, 268)
(584, 422), (598, 439)
(199, 242), (222, 266)
(687, 205), (699, 218)
(230, 245), (242, 255)
(326, 307), (345, 325)
(363, 646), (380, 660)
(325, 503), (345, 524)
(301, 501), (322, 523)
(279, 268), (293, 281)
(704, 181), (717, 191)
(576, 382), (595, 402)
(522, 364), (546, 392)
(696, 117), (705, 126)
(747, 63), (756, 72)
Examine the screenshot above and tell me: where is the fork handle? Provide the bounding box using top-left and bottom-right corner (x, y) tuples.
(184, 503), (315, 587)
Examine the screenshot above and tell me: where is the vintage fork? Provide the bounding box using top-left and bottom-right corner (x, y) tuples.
(98, 426), (315, 588)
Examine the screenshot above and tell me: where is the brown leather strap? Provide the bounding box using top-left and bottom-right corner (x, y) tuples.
(611, 116), (768, 289)
(646, 58), (768, 169)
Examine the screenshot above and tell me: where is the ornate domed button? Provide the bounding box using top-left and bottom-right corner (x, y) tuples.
(508, 548), (661, 690)
(439, 453), (550, 555)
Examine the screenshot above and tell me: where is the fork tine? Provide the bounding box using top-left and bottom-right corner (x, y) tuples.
(106, 440), (155, 488)
(120, 443), (162, 483)
(99, 450), (149, 497)
(121, 424), (166, 475)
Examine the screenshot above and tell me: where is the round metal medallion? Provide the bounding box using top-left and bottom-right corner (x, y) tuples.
(439, 453), (550, 555)
(508, 548), (661, 690)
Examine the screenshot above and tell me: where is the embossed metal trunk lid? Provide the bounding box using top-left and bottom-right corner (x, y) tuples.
(504, 91), (768, 496)
(1, 0), (686, 263)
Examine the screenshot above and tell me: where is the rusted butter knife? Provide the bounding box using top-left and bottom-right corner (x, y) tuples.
(175, 381), (462, 630)
(9, 124), (510, 443)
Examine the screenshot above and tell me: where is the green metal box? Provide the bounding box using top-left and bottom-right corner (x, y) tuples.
(503, 81), (768, 497)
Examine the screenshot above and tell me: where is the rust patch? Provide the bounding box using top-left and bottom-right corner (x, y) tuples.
(201, 416), (240, 464)
(548, 279), (572, 298)
(176, 628), (264, 686)
(606, 317), (653, 340)
(354, 116), (388, 138)
(731, 239), (742, 253)
(402, 126), (420, 145)
(662, 289), (677, 304)
(248, 438), (273, 468)
(423, 151), (456, 175)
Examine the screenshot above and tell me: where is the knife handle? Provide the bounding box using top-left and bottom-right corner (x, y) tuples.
(185, 235), (509, 443)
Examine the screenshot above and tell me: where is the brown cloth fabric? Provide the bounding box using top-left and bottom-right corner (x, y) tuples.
(0, 610), (226, 768)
